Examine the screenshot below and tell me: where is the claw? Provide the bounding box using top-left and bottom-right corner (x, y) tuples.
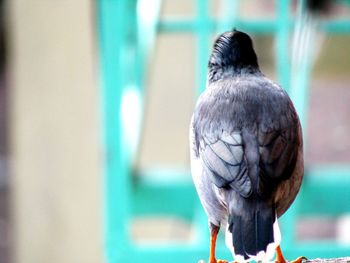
(275, 245), (307, 263)
(290, 256), (307, 263)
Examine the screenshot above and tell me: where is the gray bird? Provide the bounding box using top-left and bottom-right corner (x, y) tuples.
(189, 30), (304, 263)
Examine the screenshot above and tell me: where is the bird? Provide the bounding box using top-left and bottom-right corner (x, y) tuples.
(189, 29), (304, 263)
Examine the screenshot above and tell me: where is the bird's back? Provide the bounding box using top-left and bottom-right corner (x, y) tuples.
(193, 74), (300, 195)
(191, 74), (303, 260)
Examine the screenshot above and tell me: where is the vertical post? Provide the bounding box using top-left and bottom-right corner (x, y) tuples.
(276, 0), (291, 92)
(275, 0), (297, 251)
(290, 0), (311, 131)
(196, 0), (210, 95)
(98, 0), (131, 262)
(194, 0), (211, 248)
(217, 0), (239, 33)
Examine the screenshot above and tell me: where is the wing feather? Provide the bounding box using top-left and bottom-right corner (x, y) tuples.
(258, 113), (300, 196)
(199, 131), (252, 197)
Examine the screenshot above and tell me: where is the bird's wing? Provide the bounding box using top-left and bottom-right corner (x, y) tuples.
(257, 102), (301, 196)
(193, 82), (301, 199)
(198, 130), (252, 197)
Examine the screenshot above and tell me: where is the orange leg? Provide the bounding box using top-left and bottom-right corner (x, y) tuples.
(275, 245), (306, 263)
(209, 225), (228, 263)
(275, 245), (287, 263)
(209, 226), (219, 263)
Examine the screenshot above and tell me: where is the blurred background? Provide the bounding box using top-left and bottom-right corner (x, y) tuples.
(1, 0), (350, 263)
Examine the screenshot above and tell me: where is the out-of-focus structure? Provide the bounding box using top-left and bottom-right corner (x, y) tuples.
(6, 1), (350, 263)
(98, 0), (350, 263)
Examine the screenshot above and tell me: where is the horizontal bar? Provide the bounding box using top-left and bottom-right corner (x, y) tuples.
(320, 19), (350, 33)
(299, 164), (350, 215)
(158, 18), (276, 34)
(132, 169), (197, 220)
(157, 19), (198, 33)
(158, 18), (350, 34)
(132, 165), (350, 217)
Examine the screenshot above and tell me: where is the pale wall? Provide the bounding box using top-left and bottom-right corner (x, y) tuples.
(8, 1), (103, 263)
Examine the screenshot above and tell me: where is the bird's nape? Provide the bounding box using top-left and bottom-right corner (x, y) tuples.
(208, 29), (259, 70)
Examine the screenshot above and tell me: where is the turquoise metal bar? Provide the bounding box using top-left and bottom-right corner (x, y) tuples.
(299, 165), (350, 215)
(192, 204), (210, 247)
(290, 0), (310, 127)
(136, 0), (162, 88)
(98, 0), (131, 262)
(320, 19), (350, 33)
(194, 0), (212, 246)
(123, 0), (161, 162)
(158, 19), (276, 34)
(98, 1), (350, 262)
(132, 165), (350, 216)
(276, 0), (291, 91)
(275, 0), (298, 249)
(132, 169), (196, 220)
(159, 19), (350, 34)
(217, 0), (239, 33)
(158, 19), (199, 33)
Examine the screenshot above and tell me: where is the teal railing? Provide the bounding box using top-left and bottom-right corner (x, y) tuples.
(98, 1), (350, 262)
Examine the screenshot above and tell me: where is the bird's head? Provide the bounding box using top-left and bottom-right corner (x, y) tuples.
(208, 29), (259, 72)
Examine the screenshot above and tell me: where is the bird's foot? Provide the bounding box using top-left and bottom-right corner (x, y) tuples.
(210, 259), (228, 263)
(275, 245), (307, 263)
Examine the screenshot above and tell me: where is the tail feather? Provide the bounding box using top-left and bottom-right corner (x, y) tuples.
(228, 205), (275, 260)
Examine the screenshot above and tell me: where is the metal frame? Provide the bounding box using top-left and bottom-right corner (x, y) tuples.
(98, 1), (350, 262)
